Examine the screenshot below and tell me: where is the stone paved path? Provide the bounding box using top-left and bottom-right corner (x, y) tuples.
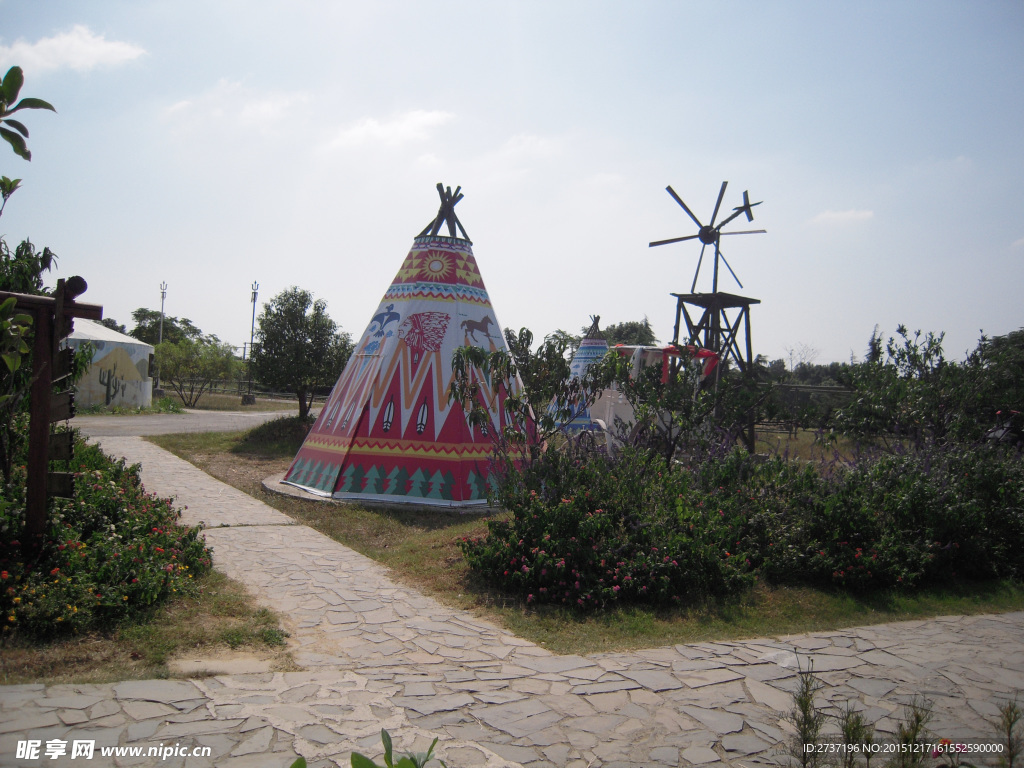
(2, 434), (1023, 768)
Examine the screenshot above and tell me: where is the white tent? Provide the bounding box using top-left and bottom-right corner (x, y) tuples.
(66, 320), (154, 408)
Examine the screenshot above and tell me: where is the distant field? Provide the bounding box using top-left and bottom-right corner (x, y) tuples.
(181, 392), (300, 411)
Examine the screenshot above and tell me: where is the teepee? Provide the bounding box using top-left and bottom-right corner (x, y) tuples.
(283, 184), (518, 507)
(554, 315), (609, 433)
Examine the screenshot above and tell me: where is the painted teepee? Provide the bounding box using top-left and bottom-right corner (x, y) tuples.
(554, 315), (609, 433)
(283, 184), (517, 507)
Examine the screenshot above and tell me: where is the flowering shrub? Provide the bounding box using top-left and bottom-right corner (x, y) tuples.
(460, 445), (754, 608)
(0, 439), (211, 638)
(736, 443), (1024, 590)
(462, 437), (1024, 608)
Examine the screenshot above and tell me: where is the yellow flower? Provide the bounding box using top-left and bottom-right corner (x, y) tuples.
(7, 615), (14, 622)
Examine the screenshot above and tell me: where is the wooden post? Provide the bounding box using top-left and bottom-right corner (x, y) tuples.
(0, 281), (102, 547)
(25, 306), (53, 544)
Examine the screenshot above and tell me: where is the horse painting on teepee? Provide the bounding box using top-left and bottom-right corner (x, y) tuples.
(283, 184), (519, 507)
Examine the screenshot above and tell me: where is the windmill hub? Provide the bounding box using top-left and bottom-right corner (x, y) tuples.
(698, 226), (719, 245)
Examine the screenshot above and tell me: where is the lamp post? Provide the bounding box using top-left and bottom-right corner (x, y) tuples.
(242, 281), (258, 405)
(154, 282), (167, 395)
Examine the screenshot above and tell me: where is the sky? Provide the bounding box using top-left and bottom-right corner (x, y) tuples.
(1, 1), (1022, 366)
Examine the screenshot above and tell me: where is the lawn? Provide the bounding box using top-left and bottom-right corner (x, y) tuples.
(147, 418), (1024, 655)
(0, 570), (295, 685)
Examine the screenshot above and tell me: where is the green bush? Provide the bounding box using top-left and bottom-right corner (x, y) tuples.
(0, 439), (212, 638)
(462, 438), (1024, 608)
(726, 443), (1024, 591)
(460, 445), (754, 608)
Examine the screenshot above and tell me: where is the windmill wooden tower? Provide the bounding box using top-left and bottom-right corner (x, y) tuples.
(649, 181), (765, 449)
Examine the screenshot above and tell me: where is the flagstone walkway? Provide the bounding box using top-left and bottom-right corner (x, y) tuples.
(2, 435), (1023, 768)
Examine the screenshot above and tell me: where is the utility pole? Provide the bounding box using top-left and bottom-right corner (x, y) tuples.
(154, 282), (167, 395)
(242, 281), (258, 405)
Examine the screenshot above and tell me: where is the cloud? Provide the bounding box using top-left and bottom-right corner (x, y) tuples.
(810, 209), (874, 225)
(472, 133), (564, 185)
(326, 110), (454, 149)
(0, 25), (145, 72)
(1012, 237), (1024, 250)
(161, 79), (308, 135)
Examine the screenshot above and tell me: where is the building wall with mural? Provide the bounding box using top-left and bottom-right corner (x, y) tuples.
(66, 319), (154, 409)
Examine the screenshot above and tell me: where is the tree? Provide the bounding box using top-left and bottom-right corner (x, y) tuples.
(450, 327), (614, 472)
(831, 325), (956, 449)
(155, 338), (237, 408)
(249, 287), (352, 420)
(545, 329), (581, 359)
(98, 318), (127, 334)
(0, 239), (56, 293)
(1, 66), (56, 163)
(601, 317), (657, 347)
(129, 308), (205, 346)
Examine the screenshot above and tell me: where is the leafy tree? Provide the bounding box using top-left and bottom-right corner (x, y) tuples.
(545, 329), (581, 359)
(0, 176), (21, 220)
(0, 239), (56, 293)
(601, 317), (657, 347)
(249, 287), (352, 420)
(1, 67), (56, 163)
(129, 308), (205, 346)
(98, 317), (128, 334)
(450, 326), (616, 486)
(831, 325), (957, 449)
(0, 296), (33, 482)
(589, 349), (720, 465)
(155, 338), (238, 407)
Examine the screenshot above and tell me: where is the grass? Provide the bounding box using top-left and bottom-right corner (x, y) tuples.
(0, 570), (295, 685)
(755, 426), (861, 462)
(491, 579), (1024, 655)
(78, 396), (185, 416)
(76, 393), (301, 415)
(148, 417), (1024, 655)
(181, 392), (301, 412)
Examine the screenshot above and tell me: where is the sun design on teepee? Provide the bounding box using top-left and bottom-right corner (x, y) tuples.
(418, 251), (455, 282)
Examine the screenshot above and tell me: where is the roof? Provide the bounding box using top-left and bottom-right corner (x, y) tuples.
(69, 319), (154, 350)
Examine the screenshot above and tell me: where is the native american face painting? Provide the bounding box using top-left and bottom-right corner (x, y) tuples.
(397, 312), (451, 366)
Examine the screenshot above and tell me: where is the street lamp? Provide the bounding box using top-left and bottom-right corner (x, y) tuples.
(154, 282), (167, 394)
(242, 281), (258, 405)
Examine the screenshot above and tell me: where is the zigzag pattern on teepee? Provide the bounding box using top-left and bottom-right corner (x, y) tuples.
(283, 184), (519, 507)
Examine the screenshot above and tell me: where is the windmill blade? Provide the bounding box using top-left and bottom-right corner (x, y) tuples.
(714, 207), (745, 230)
(718, 249), (744, 290)
(649, 233), (700, 248)
(709, 181), (728, 227)
(742, 190), (762, 222)
(719, 229), (767, 236)
(665, 186), (704, 228)
(691, 243), (708, 293)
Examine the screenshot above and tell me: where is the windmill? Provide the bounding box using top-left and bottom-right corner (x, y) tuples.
(649, 182), (767, 451)
(649, 181), (764, 293)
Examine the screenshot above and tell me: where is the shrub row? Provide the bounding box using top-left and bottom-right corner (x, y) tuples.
(462, 441), (1024, 608)
(0, 439), (212, 639)
(461, 445), (754, 609)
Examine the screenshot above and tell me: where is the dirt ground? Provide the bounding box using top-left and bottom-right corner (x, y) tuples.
(188, 451), (291, 500)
